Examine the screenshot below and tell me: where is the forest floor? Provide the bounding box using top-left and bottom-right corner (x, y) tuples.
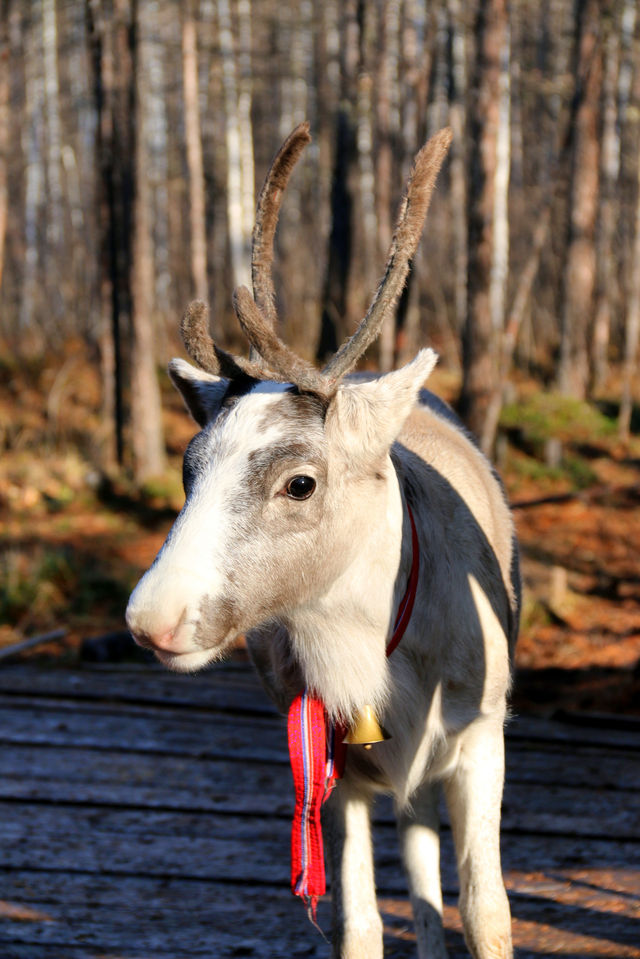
(1, 349), (639, 716)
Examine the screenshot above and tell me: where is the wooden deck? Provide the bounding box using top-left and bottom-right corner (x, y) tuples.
(0, 658), (637, 959)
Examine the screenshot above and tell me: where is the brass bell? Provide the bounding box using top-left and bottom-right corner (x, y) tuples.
(342, 705), (391, 750)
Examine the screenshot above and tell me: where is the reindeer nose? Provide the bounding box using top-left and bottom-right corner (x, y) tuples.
(125, 603), (186, 653)
(129, 625), (176, 652)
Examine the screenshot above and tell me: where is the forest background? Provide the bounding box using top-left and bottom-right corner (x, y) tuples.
(1, 0), (639, 713)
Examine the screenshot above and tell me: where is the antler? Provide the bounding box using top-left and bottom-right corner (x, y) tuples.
(182, 126), (451, 399)
(252, 122), (312, 329)
(180, 301), (265, 381)
(232, 287), (332, 398)
(323, 126), (452, 382)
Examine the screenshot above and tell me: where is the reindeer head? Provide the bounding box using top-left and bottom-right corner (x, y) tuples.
(126, 125), (451, 676)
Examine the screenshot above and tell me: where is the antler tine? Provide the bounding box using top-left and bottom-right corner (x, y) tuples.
(323, 127), (453, 383)
(252, 122), (312, 329)
(232, 286), (331, 398)
(180, 300), (265, 381)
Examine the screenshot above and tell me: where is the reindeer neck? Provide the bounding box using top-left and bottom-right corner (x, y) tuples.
(282, 465), (413, 722)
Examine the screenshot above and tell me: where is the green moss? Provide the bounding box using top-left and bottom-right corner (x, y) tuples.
(500, 393), (617, 446)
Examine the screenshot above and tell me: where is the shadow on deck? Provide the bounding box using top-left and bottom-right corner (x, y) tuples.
(0, 659), (637, 958)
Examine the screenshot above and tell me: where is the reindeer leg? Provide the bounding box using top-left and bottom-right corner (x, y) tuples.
(323, 778), (383, 959)
(396, 781), (448, 958)
(443, 716), (513, 959)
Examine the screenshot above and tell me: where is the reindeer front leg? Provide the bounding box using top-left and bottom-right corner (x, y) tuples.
(323, 777), (383, 959)
(396, 780), (448, 958)
(443, 716), (513, 959)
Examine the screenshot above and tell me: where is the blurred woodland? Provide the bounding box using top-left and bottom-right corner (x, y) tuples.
(1, 0), (640, 708)
(1, 0), (640, 468)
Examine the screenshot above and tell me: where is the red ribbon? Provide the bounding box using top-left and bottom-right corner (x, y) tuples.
(287, 504), (419, 915)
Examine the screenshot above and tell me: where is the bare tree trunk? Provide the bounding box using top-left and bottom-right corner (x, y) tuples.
(42, 0), (63, 253)
(619, 149), (640, 440)
(376, 0), (401, 372)
(481, 18), (511, 456)
(236, 0), (254, 277)
(20, 0), (44, 339)
(0, 1), (9, 294)
(357, 0), (377, 307)
(448, 0), (467, 341)
(87, 0), (134, 468)
(182, 0), (208, 302)
(318, 0), (358, 363)
(427, 0), (448, 138)
(130, 0), (165, 482)
(217, 0), (253, 292)
(558, 0), (602, 399)
(396, 0), (426, 365)
(592, 7), (620, 391)
(619, 8), (640, 439)
(277, 0), (317, 357)
(459, 0), (508, 450)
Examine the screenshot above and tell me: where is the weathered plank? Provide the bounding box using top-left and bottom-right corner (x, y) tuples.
(0, 662), (637, 959)
(0, 734), (637, 840)
(0, 693), (638, 792)
(1, 800), (637, 892)
(1, 662), (639, 749)
(1, 871), (638, 959)
(0, 662), (277, 715)
(0, 701), (289, 762)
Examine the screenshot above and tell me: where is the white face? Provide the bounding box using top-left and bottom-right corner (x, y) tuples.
(125, 380), (356, 671)
(126, 349), (437, 673)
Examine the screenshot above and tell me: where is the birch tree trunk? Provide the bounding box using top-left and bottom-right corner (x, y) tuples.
(558, 0), (602, 398)
(448, 0), (467, 341)
(20, 0), (44, 338)
(459, 0), (509, 452)
(182, 0), (208, 302)
(619, 149), (640, 440)
(130, 0), (166, 482)
(619, 11), (640, 439)
(0, 1), (8, 295)
(217, 0), (253, 294)
(42, 0), (63, 255)
(592, 7), (620, 391)
(396, 0), (427, 365)
(481, 19), (511, 456)
(357, 0), (378, 305)
(377, 0), (401, 372)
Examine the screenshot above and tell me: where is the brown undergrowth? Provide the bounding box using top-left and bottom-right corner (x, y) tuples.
(1, 347), (639, 715)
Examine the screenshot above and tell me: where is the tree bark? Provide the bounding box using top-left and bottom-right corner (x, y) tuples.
(592, 7), (619, 391)
(42, 0), (63, 253)
(619, 8), (640, 439)
(0, 0), (9, 295)
(130, 0), (166, 482)
(376, 0), (401, 372)
(87, 0), (135, 468)
(557, 0), (602, 398)
(217, 0), (253, 293)
(459, 0), (509, 450)
(317, 0), (358, 363)
(448, 0), (468, 340)
(182, 0), (208, 302)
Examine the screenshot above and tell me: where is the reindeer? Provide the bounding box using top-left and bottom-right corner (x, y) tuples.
(126, 124), (520, 959)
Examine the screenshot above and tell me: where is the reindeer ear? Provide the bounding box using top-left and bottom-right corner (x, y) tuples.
(168, 358), (229, 427)
(326, 349), (438, 464)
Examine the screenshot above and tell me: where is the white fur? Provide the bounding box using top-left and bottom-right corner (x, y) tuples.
(126, 349), (519, 959)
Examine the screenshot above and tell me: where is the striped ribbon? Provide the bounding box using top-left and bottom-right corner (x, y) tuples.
(287, 504), (419, 917)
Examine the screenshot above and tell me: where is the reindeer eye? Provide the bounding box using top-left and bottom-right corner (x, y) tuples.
(285, 475), (316, 500)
